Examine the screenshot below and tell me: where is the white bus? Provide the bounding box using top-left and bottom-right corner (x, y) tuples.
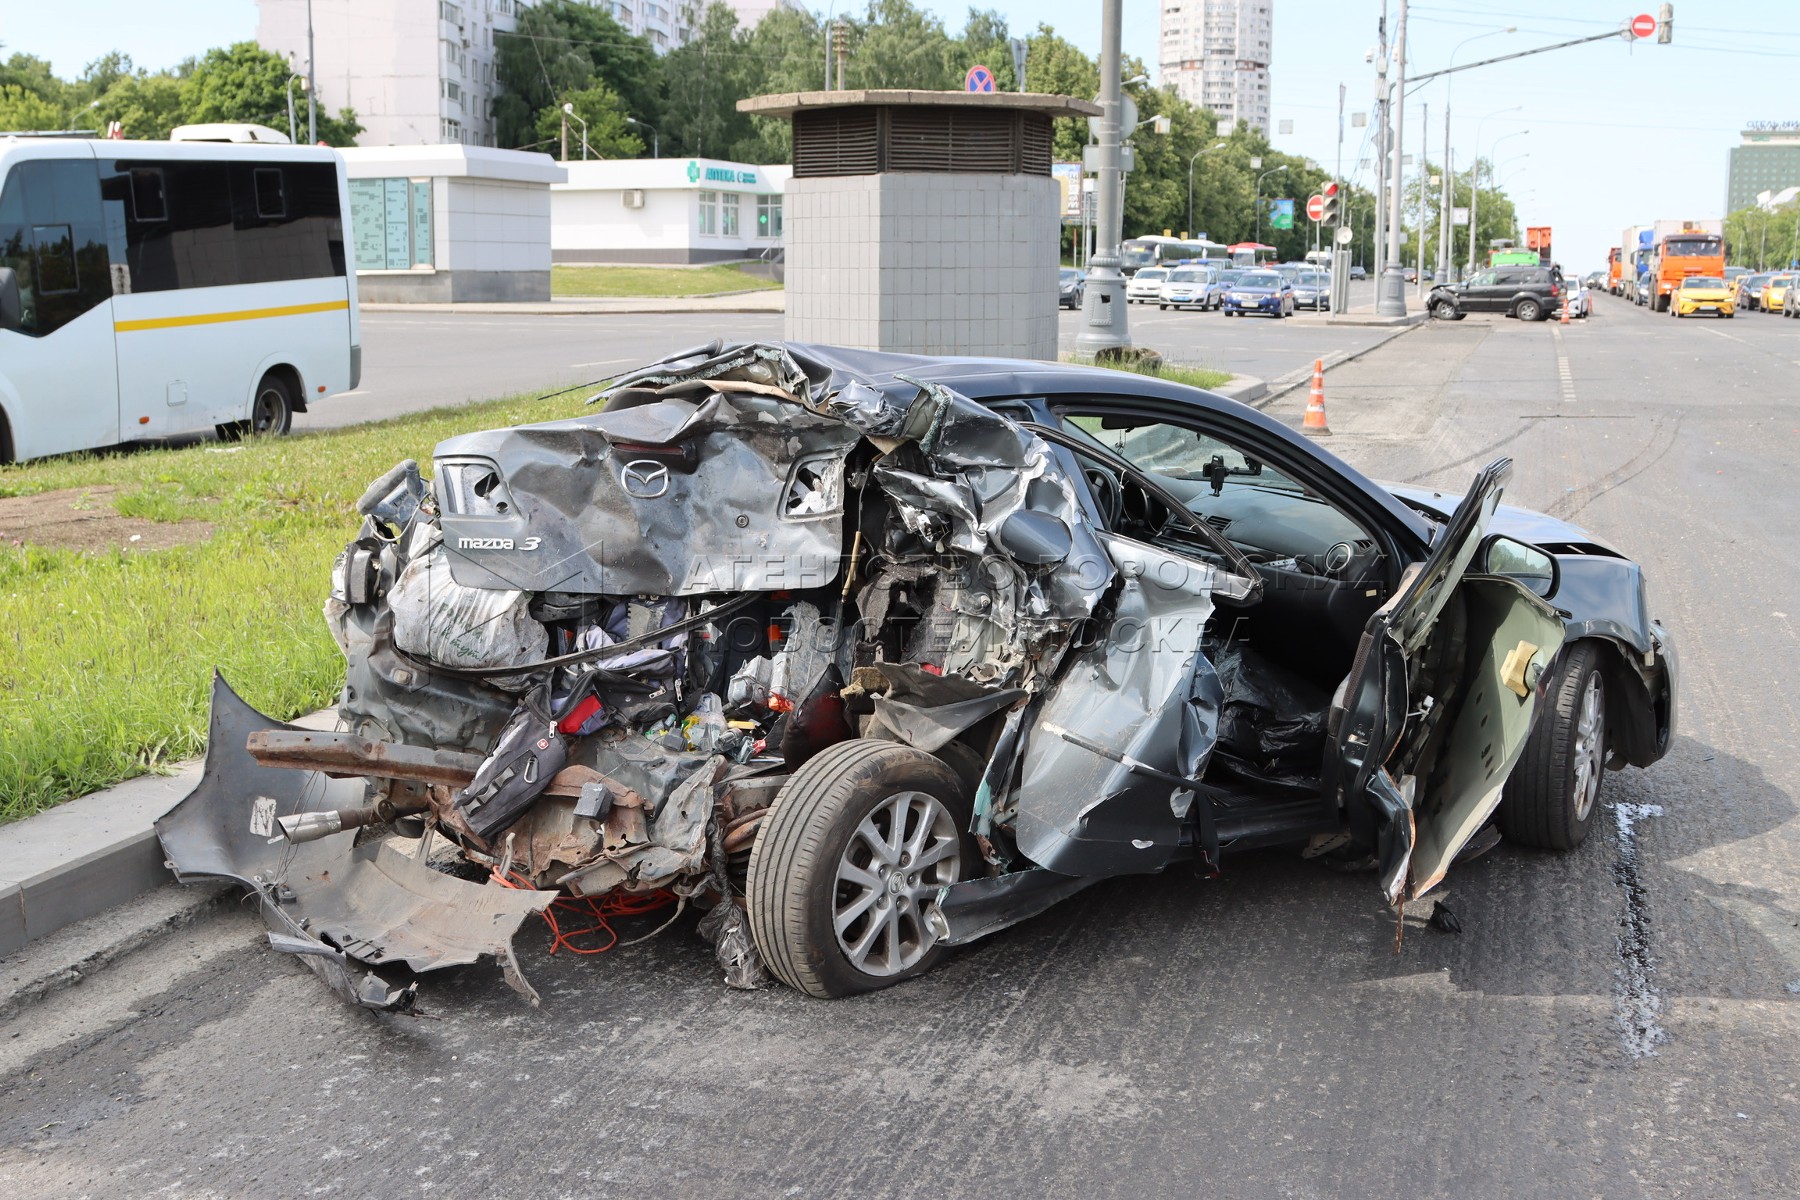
(0, 137), (358, 463)
(1119, 235), (1229, 275)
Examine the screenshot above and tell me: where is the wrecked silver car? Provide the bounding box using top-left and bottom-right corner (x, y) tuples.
(158, 341), (1677, 1005)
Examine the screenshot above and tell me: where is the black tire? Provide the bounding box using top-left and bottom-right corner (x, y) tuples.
(1159, 304), (1168, 310)
(1515, 298), (1543, 322)
(1431, 299), (1459, 321)
(1498, 642), (1607, 851)
(218, 371), (294, 441)
(748, 739), (972, 998)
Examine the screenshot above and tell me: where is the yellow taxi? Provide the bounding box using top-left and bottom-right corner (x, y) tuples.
(1673, 274), (1735, 318)
(1761, 273), (1794, 311)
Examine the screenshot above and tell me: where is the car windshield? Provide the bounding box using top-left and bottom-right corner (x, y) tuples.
(1682, 277), (1724, 289)
(1135, 268), (1168, 283)
(1168, 269), (1205, 282)
(1665, 236), (1722, 257)
(1746, 274), (1771, 287)
(1216, 270), (1244, 285)
(1060, 269), (1081, 283)
(1296, 271), (1323, 286)
(1239, 272), (1281, 287)
(1773, 275), (1794, 286)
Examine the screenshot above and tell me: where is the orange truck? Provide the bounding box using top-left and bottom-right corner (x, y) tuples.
(1643, 219), (1725, 312)
(1607, 247), (1622, 293)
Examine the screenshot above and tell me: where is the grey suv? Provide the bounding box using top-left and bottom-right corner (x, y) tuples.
(1428, 265), (1563, 322)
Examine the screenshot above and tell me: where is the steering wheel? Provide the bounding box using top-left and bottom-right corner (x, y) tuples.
(1083, 467), (1122, 528)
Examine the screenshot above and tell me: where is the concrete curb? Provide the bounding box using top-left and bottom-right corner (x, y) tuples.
(1211, 374), (1268, 405)
(1251, 319), (1428, 410)
(360, 292), (785, 316)
(0, 709), (338, 958)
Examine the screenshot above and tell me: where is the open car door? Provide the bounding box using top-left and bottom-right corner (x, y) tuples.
(1330, 458), (1567, 905)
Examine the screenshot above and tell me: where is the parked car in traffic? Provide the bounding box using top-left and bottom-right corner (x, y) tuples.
(1760, 273), (1794, 312)
(1159, 266), (1215, 311)
(160, 340), (1678, 1008)
(1291, 269), (1331, 311)
(1560, 277), (1592, 319)
(1736, 273), (1772, 311)
(1671, 275), (1734, 318)
(1426, 265), (1563, 322)
(1783, 281), (1800, 317)
(1058, 268), (1085, 310)
(1221, 269), (1296, 317)
(1348, 264), (1368, 280)
(1723, 265), (1749, 287)
(1126, 268), (1170, 304)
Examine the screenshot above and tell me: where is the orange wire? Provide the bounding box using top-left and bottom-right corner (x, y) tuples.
(490, 867), (677, 956)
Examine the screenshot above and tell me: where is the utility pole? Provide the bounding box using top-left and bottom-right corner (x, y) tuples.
(1075, 0), (1129, 356)
(1415, 101), (1428, 295)
(1439, 108), (1452, 281)
(1372, 4), (1389, 288)
(833, 21), (849, 91)
(1377, 0), (1409, 317)
(306, 0), (317, 144)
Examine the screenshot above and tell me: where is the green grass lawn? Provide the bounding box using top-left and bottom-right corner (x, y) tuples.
(551, 263), (781, 297)
(0, 386), (596, 823)
(1089, 357), (1235, 391)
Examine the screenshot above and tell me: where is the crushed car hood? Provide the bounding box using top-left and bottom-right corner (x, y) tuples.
(1383, 483), (1624, 555)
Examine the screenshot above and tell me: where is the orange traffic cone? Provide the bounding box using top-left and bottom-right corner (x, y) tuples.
(1560, 294), (1570, 324)
(1302, 359), (1331, 436)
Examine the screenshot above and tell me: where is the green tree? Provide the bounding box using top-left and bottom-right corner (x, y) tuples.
(844, 0), (959, 90)
(659, 1), (752, 158)
(0, 83), (63, 133)
(727, 4), (824, 163)
(92, 72), (187, 141)
(0, 53), (65, 108)
(533, 84), (644, 159)
(1725, 201), (1800, 271)
(181, 42), (361, 145)
(495, 0), (658, 150)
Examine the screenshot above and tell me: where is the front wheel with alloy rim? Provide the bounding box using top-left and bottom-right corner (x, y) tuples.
(1431, 299), (1459, 320)
(748, 739), (971, 997)
(1498, 641), (1607, 851)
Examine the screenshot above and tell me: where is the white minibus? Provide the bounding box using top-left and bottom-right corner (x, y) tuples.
(0, 137), (358, 462)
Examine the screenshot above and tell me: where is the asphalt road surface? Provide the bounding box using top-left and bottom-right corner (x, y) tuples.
(6, 292), (1797, 1197)
(309, 278), (1392, 431)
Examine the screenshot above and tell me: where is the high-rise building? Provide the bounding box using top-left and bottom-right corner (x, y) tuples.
(1727, 124), (1800, 213)
(257, 0), (524, 147)
(1158, 0), (1272, 138)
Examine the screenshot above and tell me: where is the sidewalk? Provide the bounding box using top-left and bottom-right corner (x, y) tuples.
(359, 290), (786, 316)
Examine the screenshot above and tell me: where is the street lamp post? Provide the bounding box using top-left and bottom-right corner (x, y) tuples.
(627, 116), (659, 158)
(1187, 140), (1227, 239)
(286, 75), (307, 145)
(1441, 27), (1514, 281)
(1075, 0), (1130, 356)
(1254, 165), (1287, 245)
(1467, 108), (1523, 275)
(305, 0), (317, 144)
(562, 102), (590, 160)
(1477, 130), (1529, 260)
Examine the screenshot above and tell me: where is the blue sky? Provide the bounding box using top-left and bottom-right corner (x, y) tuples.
(10, 1), (1800, 268)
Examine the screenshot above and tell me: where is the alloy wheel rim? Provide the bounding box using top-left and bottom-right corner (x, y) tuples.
(1572, 673), (1605, 822)
(832, 789), (960, 977)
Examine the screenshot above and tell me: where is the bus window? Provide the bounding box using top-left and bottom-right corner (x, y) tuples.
(252, 168), (286, 220)
(0, 159), (113, 337)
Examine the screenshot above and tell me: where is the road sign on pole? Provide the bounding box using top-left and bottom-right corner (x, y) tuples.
(1306, 194), (1326, 221)
(965, 65), (996, 92)
(1629, 12), (1656, 38)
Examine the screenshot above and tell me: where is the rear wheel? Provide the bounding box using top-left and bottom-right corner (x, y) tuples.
(1498, 642), (1607, 851)
(748, 740), (971, 998)
(1515, 299), (1543, 322)
(217, 371), (294, 441)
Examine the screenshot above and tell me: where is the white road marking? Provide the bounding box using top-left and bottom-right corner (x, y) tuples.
(1702, 325), (1749, 345)
(1550, 325), (1577, 404)
(568, 358), (634, 369)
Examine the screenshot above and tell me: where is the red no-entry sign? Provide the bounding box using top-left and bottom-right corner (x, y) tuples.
(1306, 194), (1326, 221)
(1629, 12), (1656, 38)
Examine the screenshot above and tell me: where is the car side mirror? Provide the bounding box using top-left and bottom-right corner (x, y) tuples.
(997, 510), (1072, 567)
(1479, 533), (1558, 599)
(0, 267), (21, 332)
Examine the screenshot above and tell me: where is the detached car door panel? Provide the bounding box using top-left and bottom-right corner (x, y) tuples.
(1332, 457), (1566, 903)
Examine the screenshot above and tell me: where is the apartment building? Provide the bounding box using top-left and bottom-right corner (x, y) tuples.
(258, 0), (521, 147)
(1158, 0), (1272, 138)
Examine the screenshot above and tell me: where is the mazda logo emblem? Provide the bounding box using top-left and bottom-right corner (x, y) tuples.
(620, 459), (670, 499)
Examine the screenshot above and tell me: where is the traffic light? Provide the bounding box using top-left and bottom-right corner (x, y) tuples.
(1657, 3), (1673, 43)
(1320, 182), (1339, 225)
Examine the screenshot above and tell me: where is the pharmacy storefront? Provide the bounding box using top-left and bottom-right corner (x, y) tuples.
(552, 158), (791, 264)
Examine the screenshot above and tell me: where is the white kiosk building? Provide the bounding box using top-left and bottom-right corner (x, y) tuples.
(551, 158), (791, 264)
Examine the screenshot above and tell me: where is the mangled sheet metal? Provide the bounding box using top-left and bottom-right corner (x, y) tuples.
(157, 675), (555, 1011)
